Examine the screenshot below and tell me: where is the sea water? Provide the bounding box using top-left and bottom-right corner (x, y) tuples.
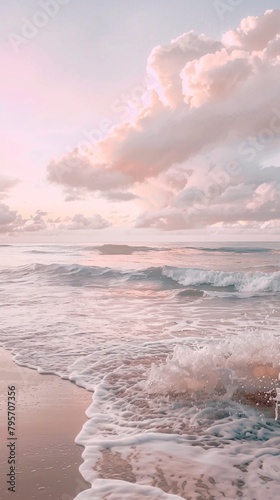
(0, 242), (280, 499)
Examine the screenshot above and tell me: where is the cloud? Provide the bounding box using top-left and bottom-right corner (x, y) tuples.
(181, 48), (253, 108)
(0, 205), (110, 235)
(47, 10), (280, 231)
(66, 213), (110, 230)
(47, 152), (131, 192)
(0, 176), (19, 200)
(136, 208), (188, 231)
(22, 210), (48, 232)
(0, 202), (25, 233)
(0, 207), (50, 234)
(146, 31), (223, 107)
(103, 191), (138, 202)
(136, 180), (280, 231)
(0, 177), (25, 233)
(222, 9), (280, 51)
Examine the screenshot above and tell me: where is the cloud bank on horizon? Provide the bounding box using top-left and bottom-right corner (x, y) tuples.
(0, 175), (110, 234)
(2, 9), (280, 236)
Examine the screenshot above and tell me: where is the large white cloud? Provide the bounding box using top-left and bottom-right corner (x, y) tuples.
(47, 10), (280, 231)
(146, 31), (223, 107)
(222, 9), (280, 51)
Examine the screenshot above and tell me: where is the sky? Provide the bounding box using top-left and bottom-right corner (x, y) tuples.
(1, 0), (280, 243)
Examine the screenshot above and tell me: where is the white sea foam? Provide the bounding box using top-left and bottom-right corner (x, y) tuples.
(1, 244), (280, 500)
(75, 479), (184, 500)
(146, 332), (280, 396)
(75, 428), (280, 500)
(72, 332), (280, 500)
(163, 267), (280, 294)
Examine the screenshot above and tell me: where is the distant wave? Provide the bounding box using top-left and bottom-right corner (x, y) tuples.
(91, 244), (274, 255)
(189, 246), (272, 254)
(3, 262), (280, 296)
(86, 244), (168, 255)
(8, 243), (279, 255)
(24, 250), (58, 254)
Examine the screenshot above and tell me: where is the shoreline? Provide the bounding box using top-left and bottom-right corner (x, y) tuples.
(0, 348), (92, 500)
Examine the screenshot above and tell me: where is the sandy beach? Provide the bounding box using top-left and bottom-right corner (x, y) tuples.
(0, 348), (92, 500)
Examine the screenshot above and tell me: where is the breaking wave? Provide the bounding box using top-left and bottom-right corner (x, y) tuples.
(146, 332), (280, 399)
(2, 263), (280, 296)
(163, 266), (280, 294)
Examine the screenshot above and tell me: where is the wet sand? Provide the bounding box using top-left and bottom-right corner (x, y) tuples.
(0, 348), (92, 500)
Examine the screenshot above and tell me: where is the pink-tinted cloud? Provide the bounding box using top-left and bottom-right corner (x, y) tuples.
(0, 203), (25, 233)
(0, 193), (110, 234)
(66, 213), (110, 230)
(0, 177), (24, 233)
(47, 10), (280, 231)
(0, 176), (19, 199)
(22, 210), (48, 232)
(222, 9), (280, 51)
(146, 31), (223, 107)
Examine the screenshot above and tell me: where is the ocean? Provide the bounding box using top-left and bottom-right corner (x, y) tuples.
(1, 242), (280, 499)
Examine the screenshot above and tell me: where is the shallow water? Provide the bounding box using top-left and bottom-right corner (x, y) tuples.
(0, 242), (280, 499)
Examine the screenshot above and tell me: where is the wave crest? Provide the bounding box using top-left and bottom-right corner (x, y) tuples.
(2, 263), (280, 296)
(146, 333), (280, 400)
(163, 267), (280, 294)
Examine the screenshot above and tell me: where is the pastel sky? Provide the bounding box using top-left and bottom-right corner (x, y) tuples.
(1, 0), (280, 242)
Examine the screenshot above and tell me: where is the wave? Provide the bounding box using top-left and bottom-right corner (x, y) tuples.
(146, 332), (280, 400)
(163, 267), (280, 294)
(24, 249), (59, 255)
(92, 244), (275, 255)
(85, 244), (168, 255)
(2, 263), (280, 295)
(73, 332), (280, 500)
(190, 246), (273, 254)
(176, 288), (204, 298)
(6, 243), (279, 256)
